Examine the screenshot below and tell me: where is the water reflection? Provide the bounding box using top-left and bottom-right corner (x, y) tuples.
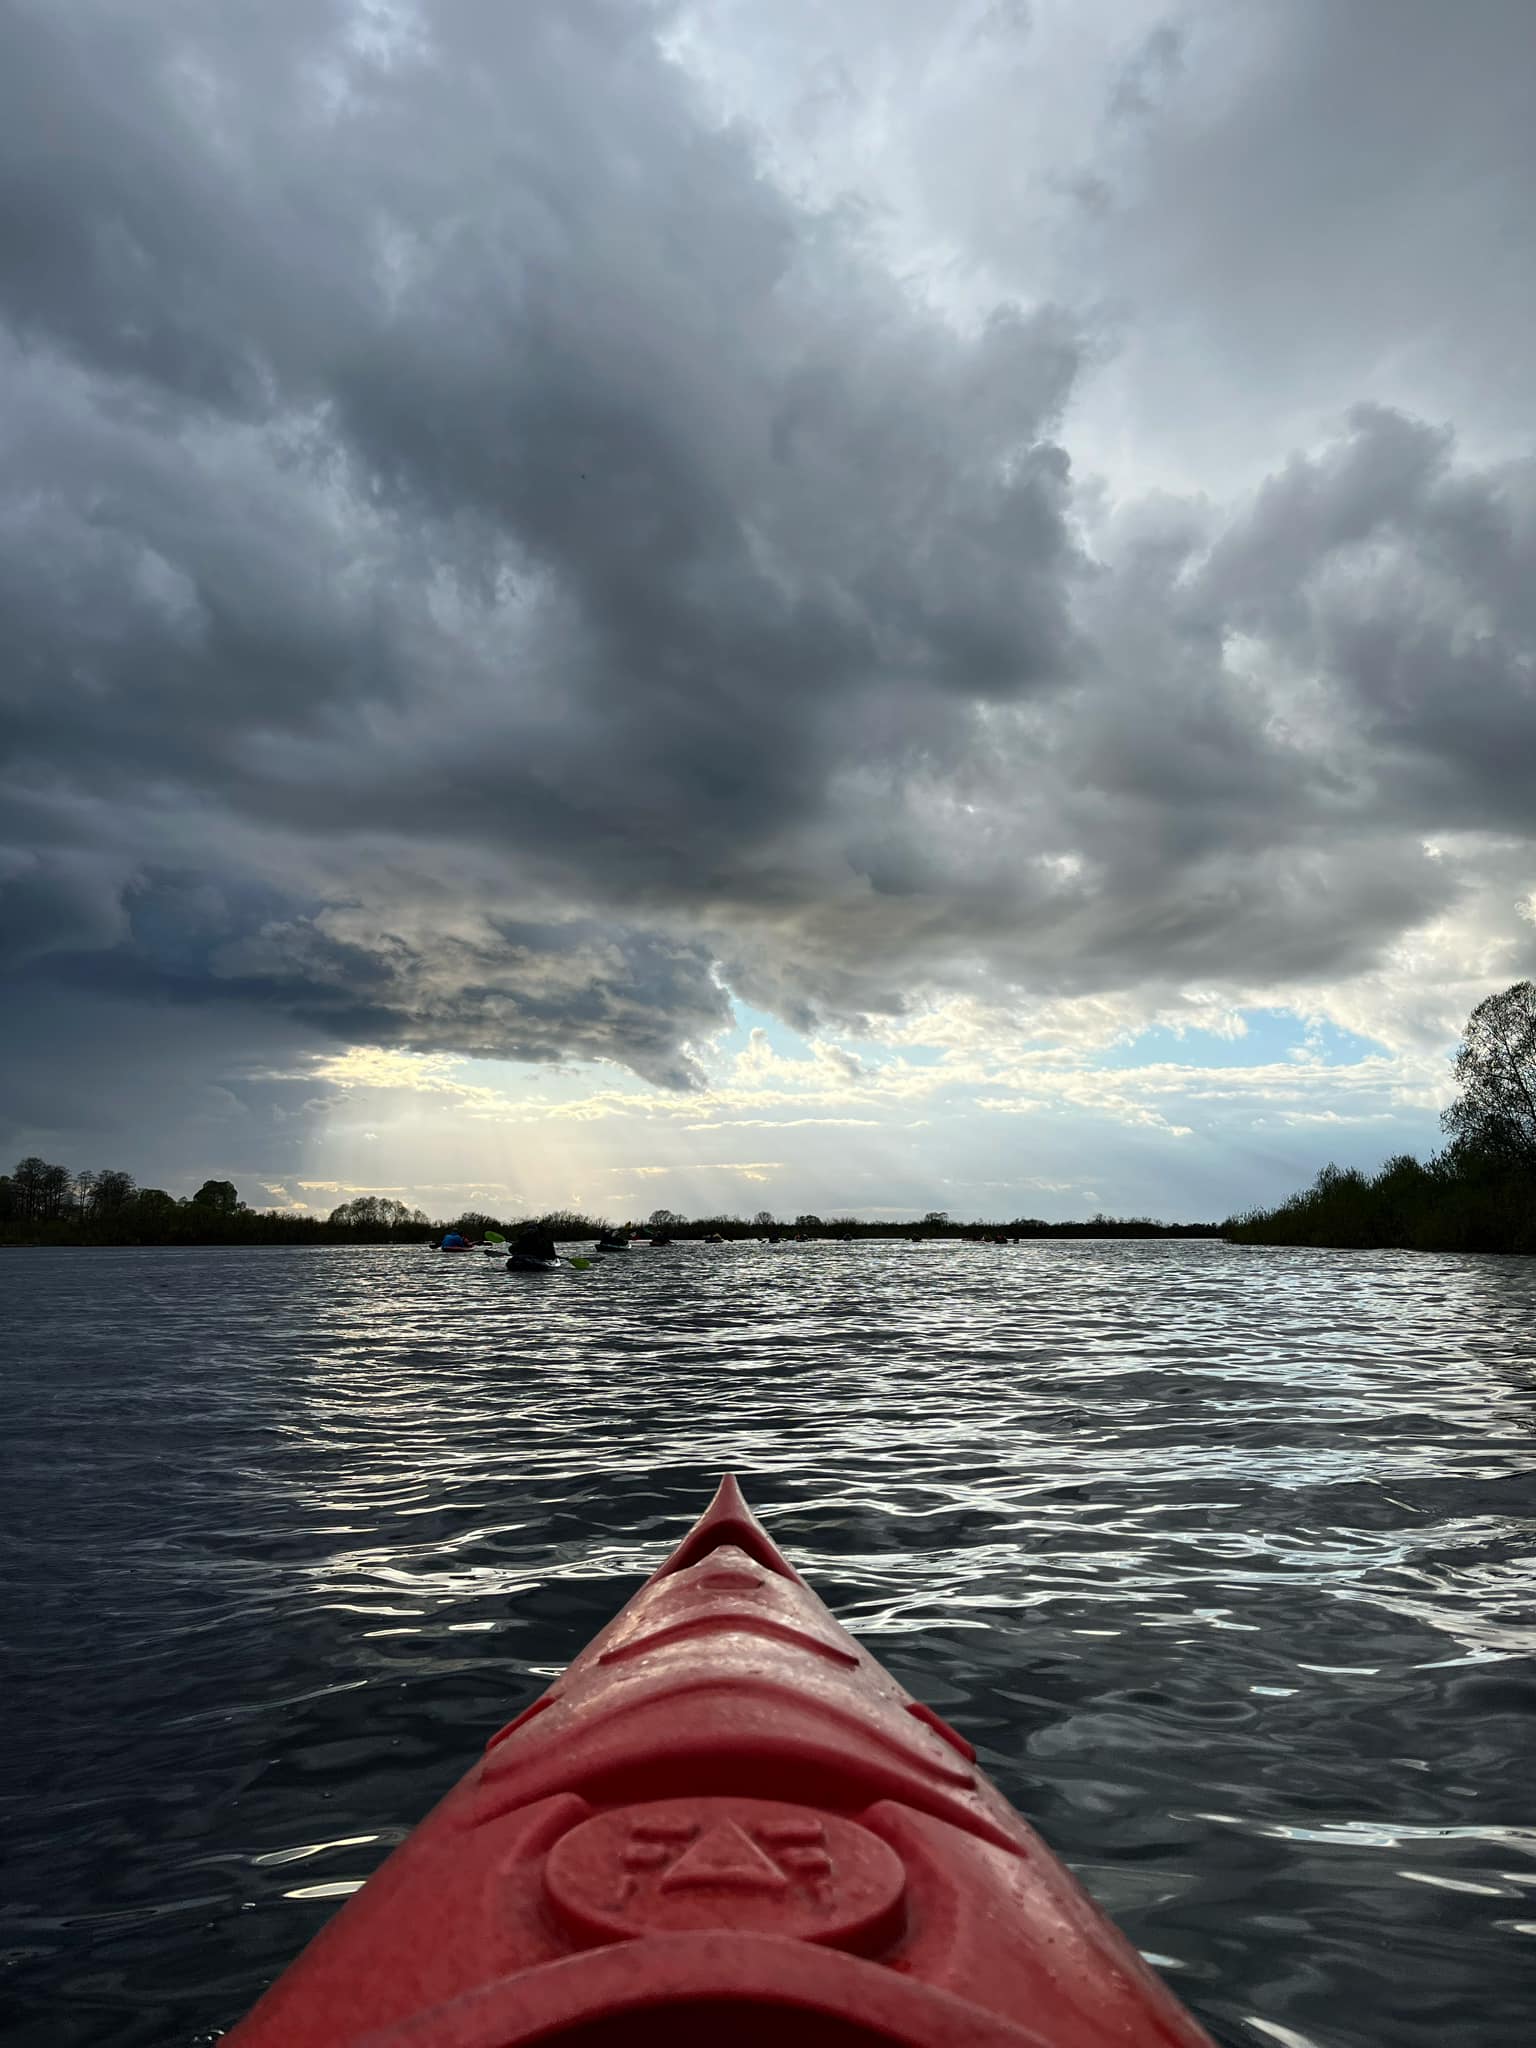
(3, 1239), (1534, 2046)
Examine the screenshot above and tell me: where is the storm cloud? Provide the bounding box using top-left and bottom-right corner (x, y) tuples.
(2, 0), (1533, 1173)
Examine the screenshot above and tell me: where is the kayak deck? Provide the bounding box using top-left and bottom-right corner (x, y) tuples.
(228, 1477), (1213, 2047)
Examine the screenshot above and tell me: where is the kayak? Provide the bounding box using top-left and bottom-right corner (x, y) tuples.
(505, 1254), (562, 1272)
(226, 1477), (1214, 2048)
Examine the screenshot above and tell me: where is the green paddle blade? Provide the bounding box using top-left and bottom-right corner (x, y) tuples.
(568, 1256), (593, 1270)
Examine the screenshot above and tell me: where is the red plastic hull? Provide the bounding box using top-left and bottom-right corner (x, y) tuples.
(228, 1478), (1214, 2047)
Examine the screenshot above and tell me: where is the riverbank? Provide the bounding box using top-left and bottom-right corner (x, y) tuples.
(1225, 1152), (1536, 1255)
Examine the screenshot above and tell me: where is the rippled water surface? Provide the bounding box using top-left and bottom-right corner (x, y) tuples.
(3, 1240), (1534, 2045)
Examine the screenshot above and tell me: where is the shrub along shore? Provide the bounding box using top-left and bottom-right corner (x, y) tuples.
(1225, 1150), (1535, 1255)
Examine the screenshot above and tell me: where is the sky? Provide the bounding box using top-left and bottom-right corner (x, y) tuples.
(2, 0), (1533, 1224)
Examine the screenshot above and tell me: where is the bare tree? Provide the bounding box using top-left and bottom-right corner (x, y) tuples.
(12, 1157), (73, 1221)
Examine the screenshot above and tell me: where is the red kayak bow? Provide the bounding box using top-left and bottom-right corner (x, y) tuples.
(229, 1477), (1213, 2047)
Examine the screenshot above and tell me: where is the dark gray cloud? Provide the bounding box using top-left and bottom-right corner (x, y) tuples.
(0, 969), (328, 1187)
(1201, 406), (1536, 832)
(1, 0), (1533, 1166)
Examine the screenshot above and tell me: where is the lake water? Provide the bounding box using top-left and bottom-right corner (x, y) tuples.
(3, 1239), (1534, 2046)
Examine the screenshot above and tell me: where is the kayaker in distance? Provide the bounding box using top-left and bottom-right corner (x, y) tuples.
(507, 1225), (558, 1264)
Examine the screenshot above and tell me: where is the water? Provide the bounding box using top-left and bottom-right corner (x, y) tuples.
(2, 1240), (1534, 2047)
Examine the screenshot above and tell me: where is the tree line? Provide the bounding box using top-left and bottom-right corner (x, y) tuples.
(0, 1171), (1218, 1247)
(1227, 982), (1536, 1254)
(2, 1160), (246, 1231)
(0, 1169), (434, 1245)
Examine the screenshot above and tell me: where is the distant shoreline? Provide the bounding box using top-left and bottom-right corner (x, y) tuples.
(10, 1220), (1535, 1257)
(1, 1217), (1225, 1248)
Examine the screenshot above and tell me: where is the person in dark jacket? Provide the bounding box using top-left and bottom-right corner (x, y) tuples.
(508, 1226), (558, 1263)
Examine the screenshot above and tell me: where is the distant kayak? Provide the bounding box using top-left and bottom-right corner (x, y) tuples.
(225, 1476), (1215, 2048)
(596, 1236), (629, 1252)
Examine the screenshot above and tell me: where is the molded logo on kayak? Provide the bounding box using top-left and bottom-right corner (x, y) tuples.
(544, 1794), (907, 1951)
